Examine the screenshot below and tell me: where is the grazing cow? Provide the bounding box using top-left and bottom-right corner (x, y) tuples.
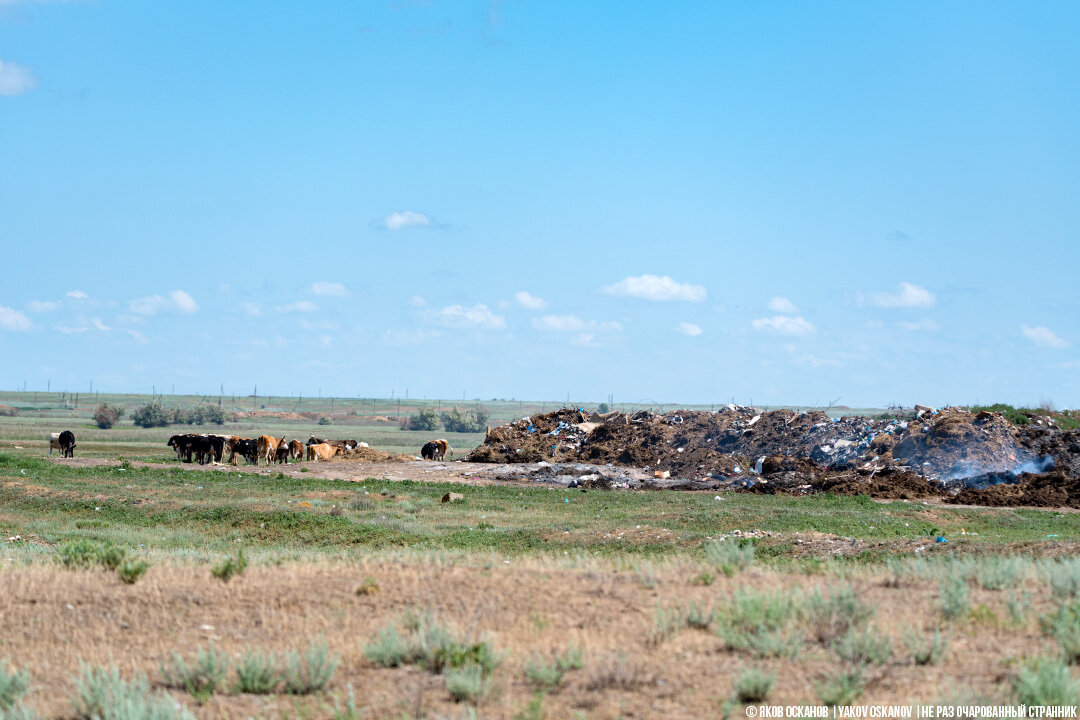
(204, 435), (225, 464)
(420, 441), (438, 460)
(222, 436), (245, 464)
(48, 432), (61, 455)
(189, 435), (220, 465)
(307, 436), (327, 446)
(167, 435), (188, 461)
(288, 440), (304, 460)
(58, 430), (76, 458)
(234, 438), (259, 464)
(434, 439), (453, 461)
(276, 444), (290, 464)
(306, 442), (341, 461)
(257, 435), (284, 465)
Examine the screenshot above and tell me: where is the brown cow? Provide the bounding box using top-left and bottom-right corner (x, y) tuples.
(434, 439), (453, 461)
(306, 443), (341, 461)
(288, 439), (304, 460)
(257, 435), (284, 465)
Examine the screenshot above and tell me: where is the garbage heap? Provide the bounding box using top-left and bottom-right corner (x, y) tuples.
(466, 406), (1080, 506)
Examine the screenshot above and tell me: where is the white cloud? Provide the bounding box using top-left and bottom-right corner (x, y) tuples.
(751, 315), (816, 337)
(170, 290), (198, 313)
(311, 281), (349, 297)
(898, 319), (940, 331)
(431, 303), (506, 330)
(0, 60), (37, 96)
(130, 290), (199, 316)
(532, 314), (623, 333)
(768, 296), (798, 313)
(383, 210), (432, 230)
(66, 290), (88, 299)
(571, 333), (598, 347)
(1021, 325), (1069, 349)
(409, 295), (427, 307)
(602, 274), (706, 302)
(0, 305), (32, 331)
(276, 301), (318, 313)
(871, 282), (936, 309)
(514, 291), (547, 310)
(27, 300), (60, 313)
(55, 317), (110, 334)
(242, 302), (262, 316)
(676, 322), (702, 336)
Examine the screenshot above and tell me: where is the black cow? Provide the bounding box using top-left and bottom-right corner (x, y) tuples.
(420, 441), (438, 460)
(58, 430), (76, 458)
(190, 435), (224, 464)
(275, 444), (290, 464)
(167, 435), (190, 462)
(167, 434), (224, 464)
(234, 438), (259, 464)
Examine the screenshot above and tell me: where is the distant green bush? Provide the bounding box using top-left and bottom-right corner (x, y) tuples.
(132, 403), (170, 428)
(160, 645), (229, 702)
(93, 403), (125, 429)
(283, 641), (338, 694)
(211, 551), (247, 583)
(117, 559), (149, 585)
(404, 408), (441, 432)
(441, 406), (490, 433)
(317, 416), (332, 426)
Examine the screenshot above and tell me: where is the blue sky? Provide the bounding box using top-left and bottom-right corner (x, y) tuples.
(2, 1), (1078, 407)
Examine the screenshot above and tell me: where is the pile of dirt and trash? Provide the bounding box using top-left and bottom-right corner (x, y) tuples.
(466, 406), (1080, 507)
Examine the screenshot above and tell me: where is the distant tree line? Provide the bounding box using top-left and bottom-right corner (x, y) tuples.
(402, 405), (490, 433)
(130, 402), (227, 428)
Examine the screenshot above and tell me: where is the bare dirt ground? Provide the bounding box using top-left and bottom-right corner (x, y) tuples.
(0, 561), (1048, 719)
(52, 456), (514, 487)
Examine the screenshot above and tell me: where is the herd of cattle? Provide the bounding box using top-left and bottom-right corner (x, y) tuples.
(45, 430), (454, 465)
(165, 433), (453, 465)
